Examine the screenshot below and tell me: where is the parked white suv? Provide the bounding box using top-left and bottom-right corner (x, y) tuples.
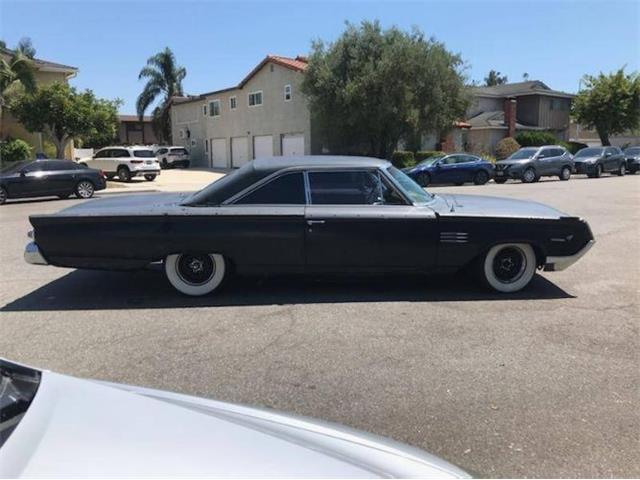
(154, 146), (190, 169)
(81, 146), (161, 182)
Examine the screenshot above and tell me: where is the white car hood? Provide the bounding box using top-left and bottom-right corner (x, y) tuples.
(0, 371), (469, 478)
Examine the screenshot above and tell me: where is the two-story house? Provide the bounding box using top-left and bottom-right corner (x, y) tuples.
(170, 55), (315, 168)
(0, 46), (78, 158)
(466, 81), (574, 153)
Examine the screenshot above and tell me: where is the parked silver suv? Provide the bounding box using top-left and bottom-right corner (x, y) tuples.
(494, 145), (574, 183)
(154, 146), (190, 169)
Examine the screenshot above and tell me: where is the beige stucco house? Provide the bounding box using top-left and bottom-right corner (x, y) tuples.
(0, 47), (78, 159)
(170, 55), (314, 168)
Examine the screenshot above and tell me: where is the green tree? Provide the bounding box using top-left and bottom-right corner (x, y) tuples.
(484, 70), (508, 86)
(0, 42), (36, 139)
(301, 21), (469, 158)
(136, 47), (186, 143)
(572, 68), (640, 146)
(10, 82), (121, 158)
(16, 37), (36, 59)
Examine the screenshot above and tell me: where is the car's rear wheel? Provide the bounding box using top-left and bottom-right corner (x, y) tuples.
(118, 167), (131, 182)
(75, 180), (95, 199)
(419, 172), (431, 187)
(161, 159), (169, 169)
(522, 168), (537, 183)
(478, 243), (537, 293)
(494, 178), (507, 184)
(0, 186), (7, 205)
(473, 170), (490, 185)
(165, 253), (226, 296)
(559, 166), (572, 181)
(617, 162), (626, 176)
(144, 174), (156, 181)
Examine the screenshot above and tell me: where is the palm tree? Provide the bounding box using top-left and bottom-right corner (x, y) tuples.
(136, 47), (186, 143)
(0, 47), (36, 138)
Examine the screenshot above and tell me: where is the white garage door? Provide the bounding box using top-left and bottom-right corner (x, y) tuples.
(253, 135), (273, 159)
(282, 134), (305, 156)
(231, 137), (249, 167)
(210, 138), (227, 168)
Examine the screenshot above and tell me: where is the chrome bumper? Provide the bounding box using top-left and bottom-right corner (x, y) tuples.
(544, 240), (595, 272)
(24, 241), (48, 266)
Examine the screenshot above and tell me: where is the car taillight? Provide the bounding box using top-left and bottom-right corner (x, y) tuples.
(100, 170), (106, 179)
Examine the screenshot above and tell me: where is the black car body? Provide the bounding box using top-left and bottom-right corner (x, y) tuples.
(0, 160), (106, 204)
(573, 146), (627, 177)
(402, 154), (494, 186)
(25, 156), (594, 295)
(623, 146), (640, 174)
(494, 146), (574, 183)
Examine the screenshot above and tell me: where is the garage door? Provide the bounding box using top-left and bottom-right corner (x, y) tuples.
(231, 137), (249, 167)
(210, 138), (227, 168)
(253, 135), (273, 159)
(282, 134), (305, 156)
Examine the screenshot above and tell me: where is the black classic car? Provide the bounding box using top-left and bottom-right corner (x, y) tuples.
(573, 146), (627, 177)
(0, 159), (106, 205)
(24, 157), (594, 295)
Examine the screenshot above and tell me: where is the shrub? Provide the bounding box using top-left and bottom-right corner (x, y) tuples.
(566, 141), (588, 155)
(515, 131), (559, 147)
(0, 138), (33, 164)
(495, 137), (520, 160)
(390, 151), (415, 168)
(415, 150), (445, 162)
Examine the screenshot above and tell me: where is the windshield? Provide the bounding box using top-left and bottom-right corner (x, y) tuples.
(133, 150), (155, 158)
(0, 161), (30, 174)
(0, 359), (41, 447)
(575, 147), (604, 158)
(506, 148), (538, 160)
(386, 166), (432, 204)
(418, 156), (444, 166)
(624, 147), (640, 155)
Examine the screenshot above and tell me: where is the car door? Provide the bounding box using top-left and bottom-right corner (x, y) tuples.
(15, 161), (52, 197)
(432, 155), (460, 184)
(43, 160), (77, 194)
(535, 148), (557, 175)
(605, 147), (621, 171)
(304, 169), (438, 272)
(455, 155), (476, 182)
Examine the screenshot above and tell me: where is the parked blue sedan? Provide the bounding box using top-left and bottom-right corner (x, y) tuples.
(403, 153), (494, 186)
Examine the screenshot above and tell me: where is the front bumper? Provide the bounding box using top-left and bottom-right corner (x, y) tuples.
(544, 239), (595, 271)
(24, 241), (48, 266)
(574, 162), (597, 174)
(494, 166), (524, 179)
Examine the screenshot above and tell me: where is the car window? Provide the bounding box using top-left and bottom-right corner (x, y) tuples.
(94, 149), (109, 158)
(441, 156), (458, 165)
(457, 155), (475, 164)
(539, 149), (554, 158)
(133, 150), (155, 158)
(607, 147), (620, 155)
(235, 172), (305, 205)
(157, 148), (168, 155)
(308, 170), (383, 205)
(552, 148), (565, 157)
(112, 149), (130, 158)
(22, 162), (45, 173)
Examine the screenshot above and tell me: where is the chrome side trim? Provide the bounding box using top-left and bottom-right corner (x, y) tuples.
(24, 242), (48, 266)
(544, 240), (595, 272)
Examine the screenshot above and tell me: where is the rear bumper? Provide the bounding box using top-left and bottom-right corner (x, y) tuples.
(131, 169), (161, 177)
(24, 241), (48, 266)
(544, 240), (595, 272)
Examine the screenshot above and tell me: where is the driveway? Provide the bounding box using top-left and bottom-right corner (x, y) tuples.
(105, 167), (225, 193)
(0, 174), (638, 477)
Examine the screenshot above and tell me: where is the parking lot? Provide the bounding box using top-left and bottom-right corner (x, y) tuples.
(0, 173), (638, 477)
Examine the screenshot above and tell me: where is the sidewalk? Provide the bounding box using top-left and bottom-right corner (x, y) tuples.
(103, 168), (227, 195)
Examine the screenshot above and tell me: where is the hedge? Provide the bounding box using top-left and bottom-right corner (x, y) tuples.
(415, 150), (445, 162)
(495, 137), (521, 160)
(0, 138), (33, 164)
(515, 131), (560, 147)
(390, 151), (415, 168)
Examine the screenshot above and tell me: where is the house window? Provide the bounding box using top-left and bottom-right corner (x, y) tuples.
(284, 84), (292, 101)
(551, 98), (568, 111)
(229, 96), (237, 110)
(209, 100), (221, 117)
(179, 130), (185, 139)
(248, 91), (263, 107)
(203, 104), (207, 116)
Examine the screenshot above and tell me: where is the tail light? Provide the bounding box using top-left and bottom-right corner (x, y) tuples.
(100, 170), (107, 179)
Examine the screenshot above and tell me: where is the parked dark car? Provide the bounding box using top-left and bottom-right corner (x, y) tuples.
(24, 156), (594, 295)
(0, 159), (106, 205)
(623, 146), (640, 174)
(402, 153), (494, 186)
(494, 146), (574, 183)
(573, 146), (627, 177)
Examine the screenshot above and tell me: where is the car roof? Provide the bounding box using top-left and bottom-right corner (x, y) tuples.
(185, 156), (390, 206)
(98, 145), (154, 150)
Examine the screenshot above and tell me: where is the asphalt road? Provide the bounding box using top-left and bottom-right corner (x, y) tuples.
(1, 174), (638, 478)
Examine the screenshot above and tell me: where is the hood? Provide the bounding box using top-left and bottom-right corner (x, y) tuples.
(496, 159), (530, 166)
(431, 193), (568, 219)
(0, 364), (469, 478)
(573, 156), (600, 163)
(53, 192), (190, 217)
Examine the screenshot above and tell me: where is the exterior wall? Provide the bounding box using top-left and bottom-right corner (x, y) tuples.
(467, 128), (507, 154)
(537, 95), (571, 134)
(515, 95), (539, 126)
(171, 62), (312, 169)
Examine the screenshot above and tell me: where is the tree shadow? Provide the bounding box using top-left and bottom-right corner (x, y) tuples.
(1, 268), (574, 312)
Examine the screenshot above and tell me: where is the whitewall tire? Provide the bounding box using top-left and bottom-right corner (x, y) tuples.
(165, 253), (226, 296)
(481, 243), (537, 293)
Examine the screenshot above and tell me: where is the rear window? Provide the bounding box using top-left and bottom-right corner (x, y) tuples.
(170, 148), (188, 155)
(133, 150), (155, 158)
(235, 172), (305, 205)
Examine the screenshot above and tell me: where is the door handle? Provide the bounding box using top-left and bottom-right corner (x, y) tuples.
(306, 220), (326, 225)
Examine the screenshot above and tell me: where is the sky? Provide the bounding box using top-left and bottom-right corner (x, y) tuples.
(1, 0), (638, 114)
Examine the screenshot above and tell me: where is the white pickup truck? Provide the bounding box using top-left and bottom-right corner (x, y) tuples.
(80, 146), (161, 182)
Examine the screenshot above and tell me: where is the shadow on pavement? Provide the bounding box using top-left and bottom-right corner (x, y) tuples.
(1, 268), (573, 311)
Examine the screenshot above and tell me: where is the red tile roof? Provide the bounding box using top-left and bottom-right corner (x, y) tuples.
(238, 54), (308, 87)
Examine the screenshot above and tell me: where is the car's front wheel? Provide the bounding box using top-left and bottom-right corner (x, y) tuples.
(75, 180), (95, 199)
(478, 243), (537, 293)
(118, 167), (131, 182)
(164, 253), (226, 296)
(522, 168), (537, 183)
(144, 174), (157, 181)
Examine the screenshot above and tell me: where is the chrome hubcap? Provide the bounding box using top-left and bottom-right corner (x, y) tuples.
(78, 182), (93, 198)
